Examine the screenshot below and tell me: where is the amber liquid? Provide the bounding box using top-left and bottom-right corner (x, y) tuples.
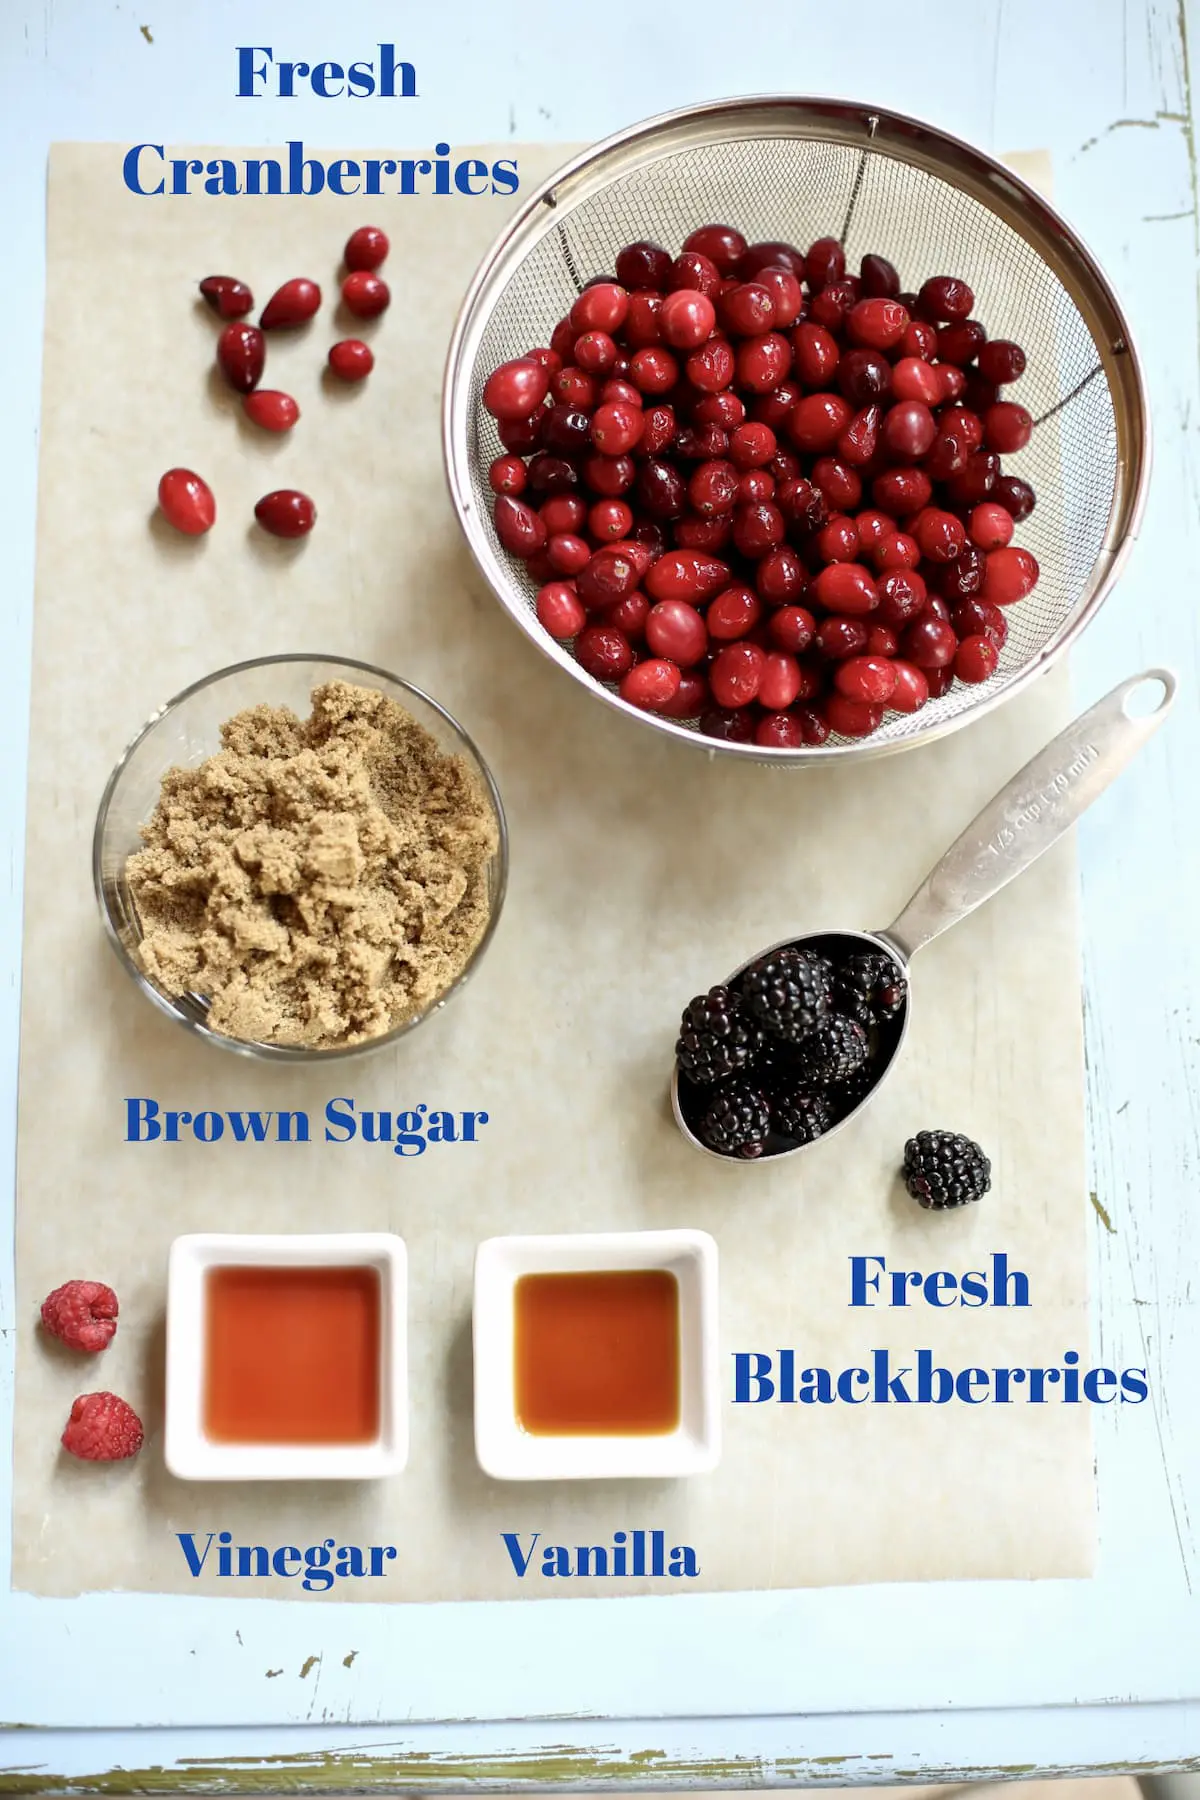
(514, 1269), (680, 1436)
(203, 1265), (381, 1445)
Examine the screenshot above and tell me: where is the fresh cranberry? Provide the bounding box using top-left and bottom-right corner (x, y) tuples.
(755, 711), (806, 748)
(933, 545), (986, 600)
(550, 317), (577, 363)
(684, 224), (748, 274)
(736, 333), (792, 393)
(344, 226), (389, 272)
(810, 277), (860, 333)
(889, 660), (930, 712)
(600, 378), (641, 407)
(738, 468), (775, 503)
(993, 474), (1036, 520)
(589, 498), (633, 540)
(936, 319), (986, 365)
(528, 453), (578, 496)
(583, 452), (636, 495)
(866, 623), (899, 657)
(813, 563), (877, 616)
(710, 641), (766, 707)
(638, 404), (677, 457)
(755, 546), (806, 604)
(575, 624), (634, 681)
(981, 545), (1039, 604)
(890, 357), (941, 405)
(900, 319), (938, 360)
(575, 330), (618, 374)
(922, 422), (971, 482)
(756, 651), (802, 710)
(728, 422), (776, 468)
(873, 467), (932, 516)
(768, 606), (817, 653)
(499, 409), (547, 454)
(967, 501), (1014, 550)
(669, 250), (721, 297)
(902, 613), (958, 667)
(825, 694), (884, 737)
(814, 514), (860, 562)
(740, 241), (807, 281)
(805, 236), (845, 289)
(938, 366), (968, 403)
(854, 508), (891, 553)
(686, 338), (736, 392)
(488, 454), (527, 497)
(984, 402), (1033, 453)
(791, 323), (840, 388)
(955, 634), (1000, 683)
(157, 468), (216, 535)
(260, 277), (321, 330)
(837, 349), (892, 405)
(254, 489), (316, 539)
(675, 514), (732, 551)
(553, 365), (598, 407)
(546, 532), (590, 575)
(787, 392), (852, 452)
(688, 459), (740, 515)
(646, 599), (708, 664)
(756, 266), (805, 328)
(876, 568), (927, 625)
(199, 275), (253, 319)
(708, 584), (763, 640)
(644, 549), (730, 603)
(658, 670), (710, 718)
(696, 390), (745, 430)
(977, 339), (1027, 385)
(847, 298), (909, 350)
(536, 582), (586, 639)
(630, 347), (679, 394)
(720, 283), (776, 337)
(872, 532), (920, 572)
(327, 337), (374, 381)
(675, 423), (729, 461)
(542, 403), (590, 455)
(635, 458), (687, 520)
(540, 493), (586, 532)
(913, 508), (966, 563)
(341, 270), (389, 318)
(571, 282), (630, 336)
(925, 595), (953, 624)
(700, 705), (759, 742)
(732, 500), (785, 557)
(611, 591), (651, 641)
(946, 450), (999, 505)
(860, 254), (900, 298)
(777, 477), (826, 530)
(493, 495), (547, 558)
(216, 321), (265, 393)
(577, 546), (641, 608)
(835, 655), (897, 704)
(952, 598), (1008, 647)
(625, 291), (665, 346)
(837, 403), (883, 466)
(922, 664), (954, 699)
(883, 400), (937, 459)
(616, 241), (672, 290)
(620, 658), (681, 710)
(789, 705), (830, 745)
(916, 275), (974, 321)
(750, 378), (804, 430)
(942, 405), (984, 451)
(591, 401), (643, 456)
(659, 290), (717, 351)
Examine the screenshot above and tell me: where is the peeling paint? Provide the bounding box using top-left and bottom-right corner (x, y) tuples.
(342, 1651), (357, 1668)
(1090, 1189), (1116, 1232)
(298, 1655), (319, 1679)
(139, 22), (152, 40)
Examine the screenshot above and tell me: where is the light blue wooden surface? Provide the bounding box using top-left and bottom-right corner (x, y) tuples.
(1, 0), (1199, 1781)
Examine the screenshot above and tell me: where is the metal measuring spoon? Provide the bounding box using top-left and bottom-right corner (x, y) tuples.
(672, 669), (1177, 1162)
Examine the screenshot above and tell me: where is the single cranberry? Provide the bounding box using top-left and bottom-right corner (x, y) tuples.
(946, 450), (1000, 506)
(825, 694), (884, 737)
(575, 623), (634, 681)
(924, 664), (955, 699)
(916, 275), (974, 321)
(725, 421), (775, 469)
(687, 459), (739, 516)
(683, 338), (733, 392)
(624, 292), (665, 348)
(732, 499), (785, 558)
(721, 283), (777, 337)
(889, 660), (931, 712)
(981, 545), (1039, 604)
(859, 253), (900, 298)
(938, 366), (968, 403)
(259, 277), (321, 330)
(610, 536), (658, 577)
(254, 489), (316, 539)
(873, 466), (933, 516)
(942, 406), (984, 451)
(696, 391), (746, 431)
(541, 493), (586, 532)
(925, 595), (953, 624)
(977, 339), (1027, 385)
(755, 651), (801, 711)
(589, 498), (633, 540)
(854, 508), (891, 553)
(582, 452), (636, 495)
(239, 389), (298, 433)
(708, 584), (763, 640)
(550, 316), (577, 362)
(493, 495), (547, 558)
(658, 669), (710, 718)
(922, 423), (971, 483)
(837, 349), (891, 405)
(813, 562), (877, 616)
(837, 403), (883, 466)
(883, 400), (937, 459)
(756, 266), (805, 328)
(634, 458), (687, 520)
(571, 283), (630, 336)
(616, 241), (672, 289)
(952, 598), (1008, 647)
(611, 590), (650, 640)
(675, 423), (729, 461)
(866, 623), (899, 657)
(736, 333), (792, 394)
(890, 357), (941, 405)
(768, 605), (817, 653)
(835, 654), (897, 704)
(619, 657), (681, 710)
(993, 474), (1036, 520)
(738, 468), (775, 503)
(810, 277), (860, 333)
(814, 514), (860, 563)
(750, 378), (804, 430)
(157, 468), (215, 535)
(755, 545), (807, 605)
(791, 323), (840, 388)
(600, 378), (641, 407)
(900, 319), (939, 360)
(787, 392), (852, 452)
(344, 226), (389, 272)
(488, 454), (527, 497)
(527, 454), (578, 497)
(591, 401), (643, 456)
(876, 568), (927, 625)
(936, 319), (986, 365)
(754, 711), (805, 748)
(545, 532), (590, 576)
(740, 241), (807, 281)
(577, 546), (640, 609)
(955, 634), (1000, 683)
(683, 224), (748, 274)
(934, 545), (986, 600)
(645, 548), (730, 603)
(967, 501), (1015, 550)
(216, 321), (265, 393)
(539, 403), (588, 456)
(637, 405), (677, 458)
(789, 704), (830, 745)
(847, 298), (910, 351)
(984, 402), (1034, 453)
(872, 532), (920, 572)
(553, 365), (597, 408)
(913, 508), (966, 563)
(327, 336), (374, 383)
(499, 409), (547, 454)
(805, 236), (845, 289)
(902, 613), (958, 668)
(710, 641), (766, 707)
(645, 599), (708, 665)
(676, 514), (733, 551)
(700, 704), (759, 741)
(777, 476), (827, 530)
(658, 290), (716, 351)
(669, 250), (721, 297)
(199, 275), (254, 319)
(341, 270), (389, 318)
(536, 582), (587, 640)
(630, 346), (679, 394)
(574, 330), (618, 374)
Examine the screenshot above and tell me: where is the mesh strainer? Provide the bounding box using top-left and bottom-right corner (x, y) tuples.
(443, 97), (1149, 762)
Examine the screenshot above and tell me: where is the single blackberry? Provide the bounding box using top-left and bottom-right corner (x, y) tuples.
(771, 1083), (833, 1145)
(740, 947), (832, 1044)
(902, 1130), (991, 1210)
(700, 1078), (771, 1159)
(676, 986), (763, 1086)
(834, 949), (908, 1024)
(791, 1016), (870, 1089)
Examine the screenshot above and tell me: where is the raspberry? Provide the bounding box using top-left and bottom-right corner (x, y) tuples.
(40, 1279), (118, 1352)
(61, 1391), (144, 1461)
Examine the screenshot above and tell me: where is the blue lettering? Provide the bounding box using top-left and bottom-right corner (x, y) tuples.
(491, 159), (520, 195)
(378, 45), (416, 97)
(849, 1256), (884, 1306)
(237, 46), (273, 95)
(733, 1351), (774, 1402)
(501, 1532), (538, 1576)
(176, 1532), (213, 1576)
(310, 61), (344, 97)
(325, 1098), (356, 1142)
(123, 144), (164, 195)
(126, 1097), (161, 1141)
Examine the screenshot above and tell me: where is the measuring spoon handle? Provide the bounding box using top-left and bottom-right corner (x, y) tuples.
(883, 669), (1177, 961)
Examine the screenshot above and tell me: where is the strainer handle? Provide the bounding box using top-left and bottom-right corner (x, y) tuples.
(882, 669), (1177, 961)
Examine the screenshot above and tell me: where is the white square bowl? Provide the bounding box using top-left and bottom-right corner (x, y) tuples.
(165, 1233), (408, 1481)
(473, 1229), (720, 1481)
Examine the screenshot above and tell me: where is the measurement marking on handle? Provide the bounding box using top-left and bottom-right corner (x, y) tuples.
(983, 741), (1100, 858)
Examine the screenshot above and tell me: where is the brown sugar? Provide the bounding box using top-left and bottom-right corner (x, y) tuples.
(126, 680), (499, 1048)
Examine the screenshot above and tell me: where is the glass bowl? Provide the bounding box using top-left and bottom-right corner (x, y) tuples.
(93, 653), (508, 1063)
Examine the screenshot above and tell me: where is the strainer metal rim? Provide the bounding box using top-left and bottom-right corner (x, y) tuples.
(443, 94), (1151, 765)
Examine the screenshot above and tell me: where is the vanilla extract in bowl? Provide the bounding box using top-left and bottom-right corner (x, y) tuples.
(513, 1269), (681, 1437)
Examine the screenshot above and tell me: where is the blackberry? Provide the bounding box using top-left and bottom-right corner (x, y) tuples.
(676, 986), (763, 1086)
(771, 1083), (833, 1145)
(903, 1130), (991, 1210)
(829, 1060), (876, 1120)
(700, 1078), (771, 1159)
(834, 949), (908, 1024)
(740, 948), (832, 1044)
(791, 1016), (870, 1089)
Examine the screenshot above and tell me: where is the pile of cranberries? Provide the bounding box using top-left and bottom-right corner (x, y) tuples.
(480, 226), (1038, 746)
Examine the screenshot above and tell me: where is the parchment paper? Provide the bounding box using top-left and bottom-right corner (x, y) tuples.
(12, 143), (1094, 1599)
